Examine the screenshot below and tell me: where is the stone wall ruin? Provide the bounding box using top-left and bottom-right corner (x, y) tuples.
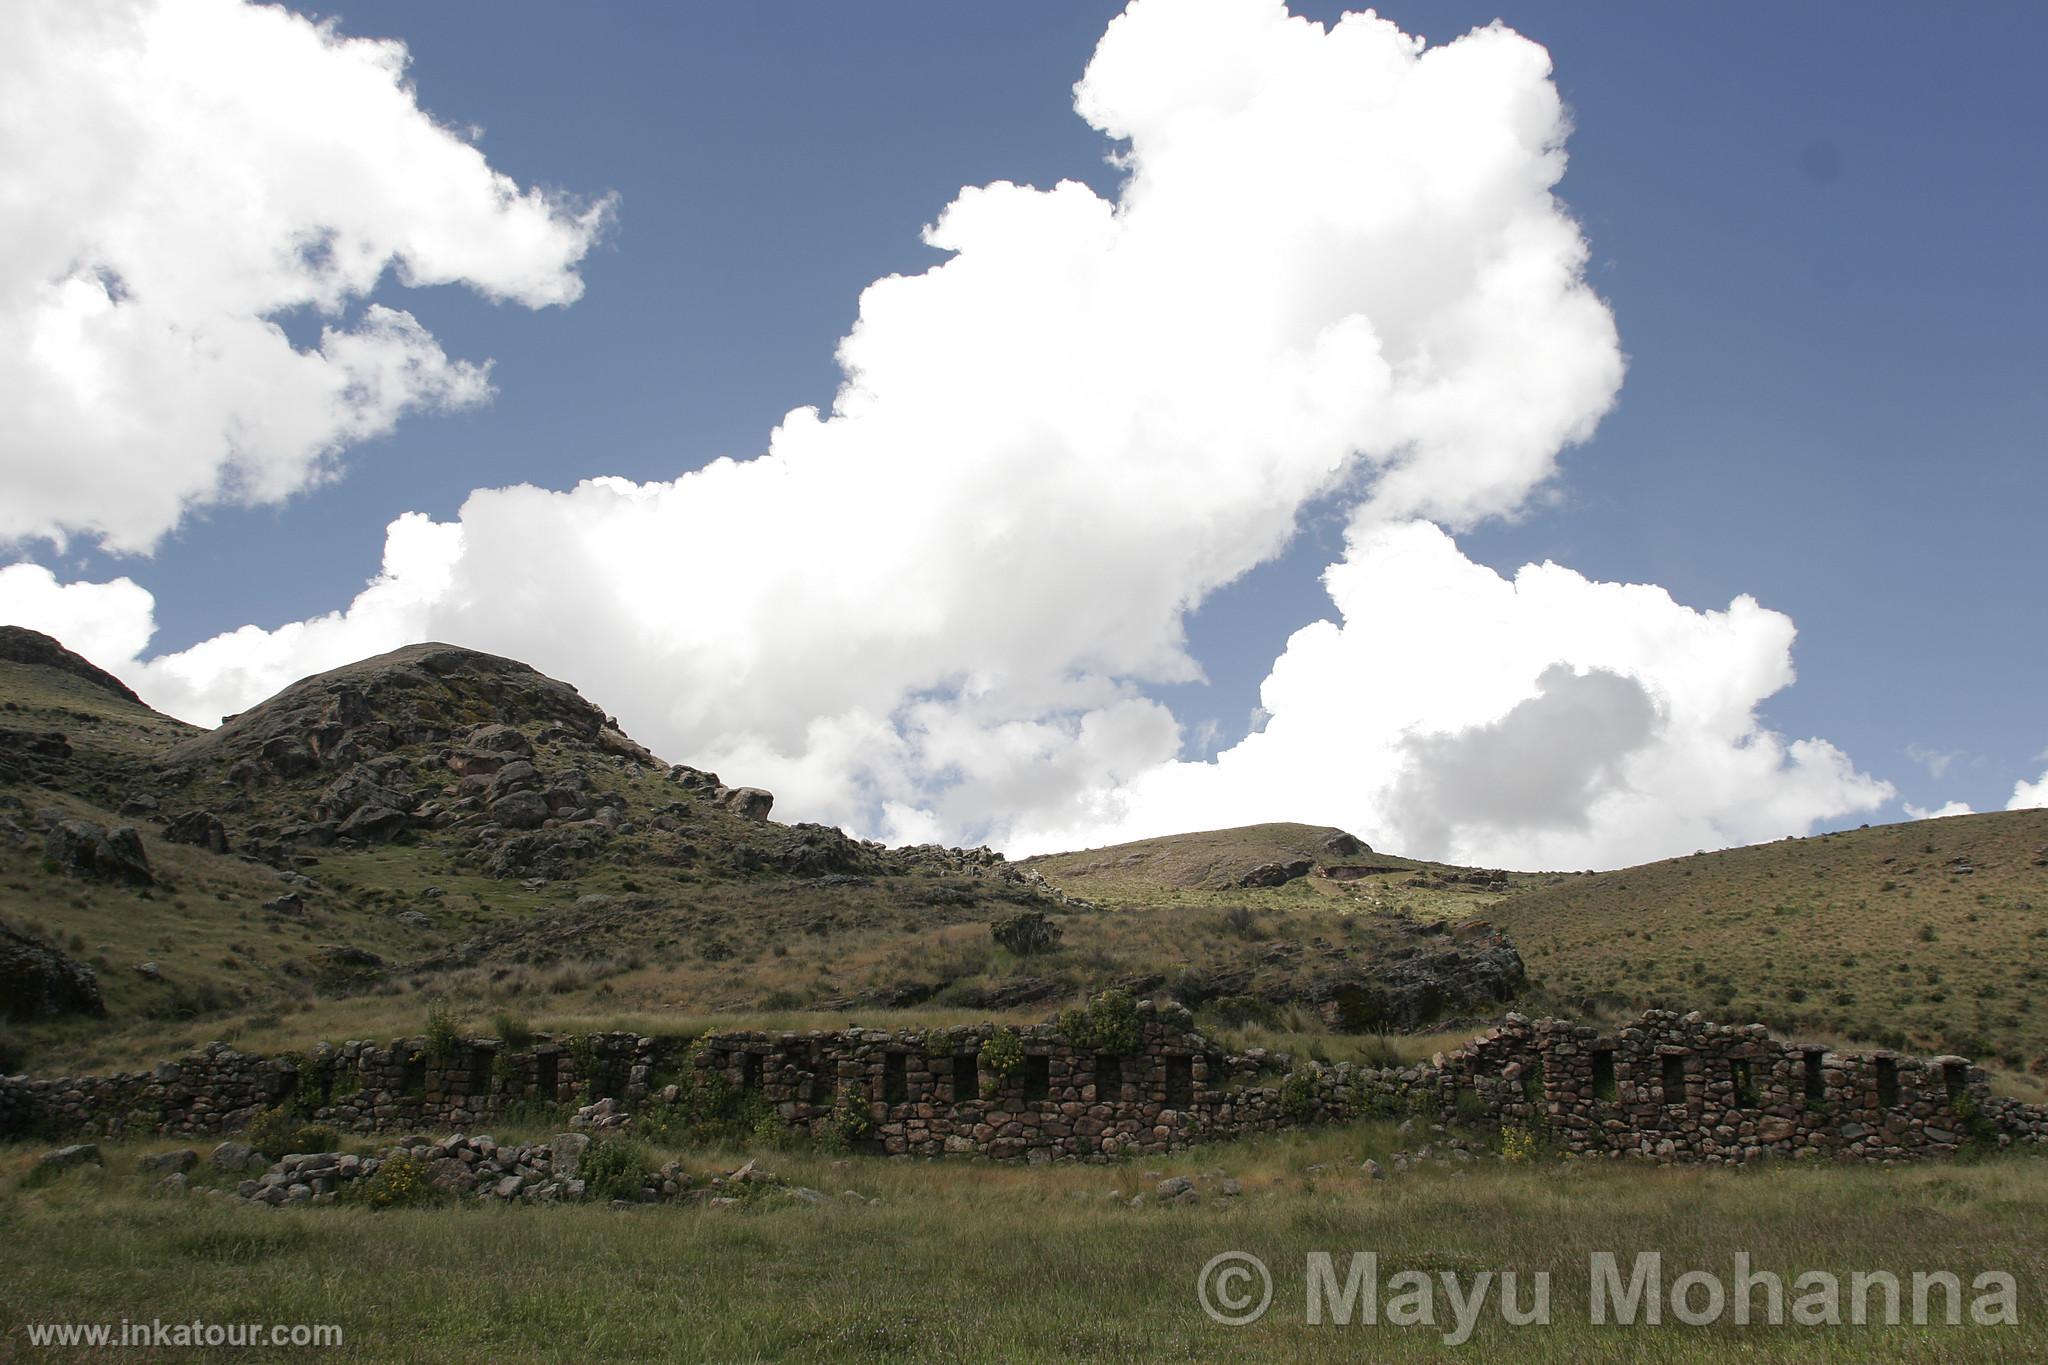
(5, 1003), (2045, 1165)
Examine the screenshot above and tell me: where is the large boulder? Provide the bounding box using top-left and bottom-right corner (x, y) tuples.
(44, 818), (153, 885)
(337, 804), (411, 843)
(1, 919), (105, 1020)
(161, 809), (229, 854)
(490, 790), (550, 830)
(718, 786), (774, 821)
(464, 723), (533, 758)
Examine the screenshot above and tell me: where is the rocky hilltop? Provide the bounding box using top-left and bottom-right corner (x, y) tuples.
(135, 641), (1046, 891)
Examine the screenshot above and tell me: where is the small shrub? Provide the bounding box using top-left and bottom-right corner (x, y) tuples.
(1452, 1088), (1491, 1127)
(1334, 986), (1391, 1034)
(580, 1137), (654, 1203)
(245, 1107), (338, 1160)
(1206, 906), (1263, 942)
(990, 911), (1062, 956)
(1056, 988), (1142, 1055)
(1354, 1034), (1405, 1070)
(423, 999), (462, 1059)
(491, 1011), (535, 1048)
(1500, 1124), (1539, 1163)
(344, 1150), (435, 1209)
(1278, 1070), (1316, 1122)
(821, 1088), (874, 1152)
(1950, 1092), (1995, 1148)
(1204, 996), (1275, 1029)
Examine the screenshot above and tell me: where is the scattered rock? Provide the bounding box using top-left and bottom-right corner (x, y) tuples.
(137, 1149), (199, 1175)
(210, 1140), (262, 1173)
(36, 1143), (101, 1171)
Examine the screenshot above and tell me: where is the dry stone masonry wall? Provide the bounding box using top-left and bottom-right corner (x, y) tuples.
(6, 1003), (2045, 1165)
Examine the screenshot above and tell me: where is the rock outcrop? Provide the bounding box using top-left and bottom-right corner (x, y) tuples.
(1, 919), (106, 1020)
(42, 816), (153, 885)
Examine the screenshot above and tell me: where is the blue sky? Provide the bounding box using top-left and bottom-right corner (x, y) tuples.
(3, 0), (2043, 862)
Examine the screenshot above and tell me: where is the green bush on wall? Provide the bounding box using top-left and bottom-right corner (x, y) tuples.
(1278, 1069), (1316, 1122)
(1057, 988), (1142, 1056)
(979, 1027), (1024, 1098)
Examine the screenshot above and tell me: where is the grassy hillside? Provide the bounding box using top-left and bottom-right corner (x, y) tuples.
(1491, 810), (2048, 1068)
(1020, 821), (1551, 920)
(0, 641), (1516, 1076)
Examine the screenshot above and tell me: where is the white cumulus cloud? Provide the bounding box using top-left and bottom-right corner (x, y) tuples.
(0, 0), (611, 552)
(0, 0), (1895, 869)
(2010, 771), (2048, 811)
(1904, 800), (1975, 821)
(1008, 520), (1895, 867)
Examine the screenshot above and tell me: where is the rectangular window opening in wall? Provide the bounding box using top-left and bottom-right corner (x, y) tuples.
(1730, 1058), (1755, 1107)
(1803, 1051), (1826, 1104)
(1943, 1061), (1968, 1101)
(809, 1061), (835, 1106)
(1591, 1048), (1617, 1102)
(882, 1052), (908, 1106)
(468, 1049), (493, 1096)
(1164, 1055), (1194, 1109)
(1661, 1054), (1686, 1105)
(534, 1052), (558, 1100)
(1521, 1057), (1545, 1104)
(590, 1061), (626, 1101)
(266, 1068), (300, 1107)
(740, 1051), (762, 1092)
(1095, 1054), (1122, 1100)
(1021, 1055), (1050, 1104)
(952, 1052), (978, 1103)
(401, 1055), (427, 1097)
(1875, 1057), (1901, 1108)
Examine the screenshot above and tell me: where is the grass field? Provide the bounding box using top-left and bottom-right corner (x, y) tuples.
(5, 1124), (2044, 1362)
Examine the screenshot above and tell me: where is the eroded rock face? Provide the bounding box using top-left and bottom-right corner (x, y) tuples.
(1, 919), (106, 1021)
(1237, 858), (1313, 888)
(1158, 929), (1526, 1034)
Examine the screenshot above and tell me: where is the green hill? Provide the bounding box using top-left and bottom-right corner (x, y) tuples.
(1490, 810), (2048, 1068)
(1019, 821), (1548, 919)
